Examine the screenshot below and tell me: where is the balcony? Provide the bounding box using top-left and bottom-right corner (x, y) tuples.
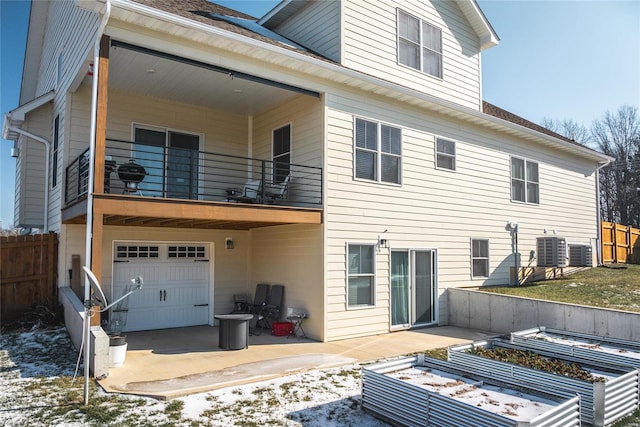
(63, 139), (323, 229)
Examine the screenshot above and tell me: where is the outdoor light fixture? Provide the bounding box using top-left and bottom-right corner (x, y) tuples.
(376, 230), (389, 252)
(225, 237), (234, 250)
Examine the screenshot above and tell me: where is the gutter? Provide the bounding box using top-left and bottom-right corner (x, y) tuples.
(6, 126), (50, 232)
(108, 0), (610, 164)
(84, 0), (111, 407)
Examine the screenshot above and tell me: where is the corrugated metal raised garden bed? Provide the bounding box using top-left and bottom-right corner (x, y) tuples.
(510, 327), (640, 371)
(448, 340), (639, 426)
(362, 355), (581, 427)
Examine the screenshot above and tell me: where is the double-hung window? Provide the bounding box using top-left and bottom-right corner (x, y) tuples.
(347, 244), (375, 307)
(511, 157), (539, 204)
(471, 239), (489, 278)
(397, 10), (443, 78)
(436, 138), (455, 170)
(355, 118), (401, 184)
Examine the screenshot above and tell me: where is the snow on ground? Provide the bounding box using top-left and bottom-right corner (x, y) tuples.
(0, 327), (389, 426)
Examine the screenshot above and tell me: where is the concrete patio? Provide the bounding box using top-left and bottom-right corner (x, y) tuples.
(98, 325), (491, 400)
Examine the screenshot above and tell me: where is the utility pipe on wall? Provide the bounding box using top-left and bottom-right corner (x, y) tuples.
(7, 126), (50, 232)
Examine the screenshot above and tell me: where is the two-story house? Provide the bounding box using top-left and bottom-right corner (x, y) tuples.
(3, 0), (611, 344)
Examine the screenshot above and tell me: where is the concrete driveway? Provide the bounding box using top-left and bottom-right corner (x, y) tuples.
(98, 325), (490, 400)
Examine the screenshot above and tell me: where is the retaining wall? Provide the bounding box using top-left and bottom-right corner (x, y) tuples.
(447, 287), (640, 341)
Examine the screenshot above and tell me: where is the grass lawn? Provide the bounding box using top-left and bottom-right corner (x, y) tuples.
(480, 264), (640, 312)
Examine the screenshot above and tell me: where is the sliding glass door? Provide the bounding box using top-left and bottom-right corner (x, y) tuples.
(390, 249), (437, 328)
(133, 126), (200, 199)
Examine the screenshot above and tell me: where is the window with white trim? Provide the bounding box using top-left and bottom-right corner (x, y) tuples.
(397, 9), (443, 78)
(511, 157), (539, 204)
(347, 244), (375, 307)
(436, 138), (455, 170)
(471, 239), (489, 278)
(354, 118), (401, 184)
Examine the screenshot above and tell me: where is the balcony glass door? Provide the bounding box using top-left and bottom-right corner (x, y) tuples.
(167, 132), (199, 199)
(134, 127), (165, 196)
(133, 126), (200, 198)
(390, 249), (437, 328)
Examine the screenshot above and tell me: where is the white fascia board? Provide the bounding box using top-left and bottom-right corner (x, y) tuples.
(5, 90), (55, 125)
(258, 0), (293, 26)
(107, 0), (608, 164)
(456, 0), (499, 50)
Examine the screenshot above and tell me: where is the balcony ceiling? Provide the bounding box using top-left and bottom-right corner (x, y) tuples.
(108, 43), (304, 115)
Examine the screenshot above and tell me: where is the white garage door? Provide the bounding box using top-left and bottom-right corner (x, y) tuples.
(112, 243), (211, 332)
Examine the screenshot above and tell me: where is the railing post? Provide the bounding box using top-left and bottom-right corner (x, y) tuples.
(260, 160), (266, 201)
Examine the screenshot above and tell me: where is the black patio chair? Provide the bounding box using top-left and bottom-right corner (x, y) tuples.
(262, 284), (284, 329)
(248, 283), (270, 335)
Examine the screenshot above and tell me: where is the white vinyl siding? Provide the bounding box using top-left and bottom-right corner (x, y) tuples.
(325, 91), (599, 340)
(342, 0), (482, 110)
(36, 1), (99, 98)
(271, 0), (341, 62)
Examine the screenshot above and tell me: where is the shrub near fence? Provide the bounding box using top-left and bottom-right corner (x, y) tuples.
(0, 233), (58, 322)
(601, 221), (640, 264)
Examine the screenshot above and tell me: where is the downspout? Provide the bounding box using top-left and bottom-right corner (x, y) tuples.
(8, 126), (50, 232)
(84, 0), (111, 406)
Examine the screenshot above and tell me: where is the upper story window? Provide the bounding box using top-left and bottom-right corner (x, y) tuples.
(354, 118), (402, 184)
(511, 157), (539, 204)
(347, 244), (375, 307)
(436, 138), (455, 170)
(397, 10), (443, 78)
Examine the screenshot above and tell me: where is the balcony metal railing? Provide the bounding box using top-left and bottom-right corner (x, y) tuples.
(65, 139), (323, 208)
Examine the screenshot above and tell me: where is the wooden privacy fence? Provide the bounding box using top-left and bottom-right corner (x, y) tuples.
(601, 221), (640, 264)
(0, 233), (58, 322)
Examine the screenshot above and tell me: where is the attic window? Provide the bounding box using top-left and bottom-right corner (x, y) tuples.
(397, 10), (442, 78)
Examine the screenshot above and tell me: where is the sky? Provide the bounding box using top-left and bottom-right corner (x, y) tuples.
(1, 0), (639, 229)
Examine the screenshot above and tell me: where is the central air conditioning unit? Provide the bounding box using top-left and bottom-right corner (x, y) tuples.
(568, 244), (593, 267)
(536, 236), (568, 267)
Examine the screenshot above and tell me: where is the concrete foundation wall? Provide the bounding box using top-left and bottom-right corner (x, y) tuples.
(448, 287), (640, 341)
(60, 287), (109, 378)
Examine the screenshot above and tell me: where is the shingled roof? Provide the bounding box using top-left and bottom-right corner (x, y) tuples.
(483, 101), (582, 144)
(130, 0), (329, 60)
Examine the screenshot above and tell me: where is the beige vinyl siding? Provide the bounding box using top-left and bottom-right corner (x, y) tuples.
(342, 0), (482, 110)
(251, 224), (323, 340)
(37, 1), (99, 97)
(14, 104), (53, 228)
(252, 94), (324, 167)
(324, 92), (598, 339)
(272, 0), (341, 62)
